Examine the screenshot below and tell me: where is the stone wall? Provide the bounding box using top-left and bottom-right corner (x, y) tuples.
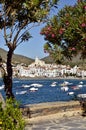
(24, 101), (81, 118)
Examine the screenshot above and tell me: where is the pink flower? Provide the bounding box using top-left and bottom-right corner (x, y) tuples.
(59, 28), (65, 34)
(47, 27), (51, 31)
(59, 30), (63, 34)
(72, 47), (76, 51)
(51, 34), (55, 38)
(81, 23), (86, 27)
(66, 22), (69, 26)
(83, 6), (86, 10)
(47, 26), (52, 31)
(69, 47), (76, 51)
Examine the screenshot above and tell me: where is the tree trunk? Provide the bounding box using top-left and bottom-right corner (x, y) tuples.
(3, 49), (14, 98)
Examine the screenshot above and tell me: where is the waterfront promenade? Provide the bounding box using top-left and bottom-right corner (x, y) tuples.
(25, 115), (86, 130)
(24, 101), (86, 130)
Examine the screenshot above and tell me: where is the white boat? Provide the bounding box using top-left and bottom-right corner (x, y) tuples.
(64, 81), (73, 85)
(22, 84), (30, 88)
(50, 82), (57, 87)
(61, 86), (69, 91)
(79, 81), (83, 84)
(0, 85), (4, 90)
(29, 83), (43, 87)
(29, 87), (38, 92)
(77, 94), (86, 98)
(60, 81), (73, 86)
(67, 92), (74, 95)
(71, 86), (80, 90)
(16, 91), (27, 95)
(77, 84), (83, 88)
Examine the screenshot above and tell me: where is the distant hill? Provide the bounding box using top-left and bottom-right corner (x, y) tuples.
(0, 48), (86, 69)
(42, 56), (55, 64)
(42, 55), (86, 69)
(0, 48), (34, 65)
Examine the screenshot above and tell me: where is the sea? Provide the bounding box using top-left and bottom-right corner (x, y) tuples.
(0, 78), (86, 105)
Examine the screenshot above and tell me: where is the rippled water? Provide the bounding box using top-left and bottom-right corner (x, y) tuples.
(0, 78), (86, 105)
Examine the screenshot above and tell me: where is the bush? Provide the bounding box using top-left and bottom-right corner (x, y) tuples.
(0, 98), (25, 130)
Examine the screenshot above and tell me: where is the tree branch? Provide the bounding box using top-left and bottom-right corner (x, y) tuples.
(9, 17), (16, 41)
(3, 10), (8, 44)
(13, 20), (28, 46)
(16, 22), (41, 47)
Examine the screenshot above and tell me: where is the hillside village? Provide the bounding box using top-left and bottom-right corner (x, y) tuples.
(0, 57), (86, 79)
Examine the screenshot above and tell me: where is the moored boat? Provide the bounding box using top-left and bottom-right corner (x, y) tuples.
(29, 87), (38, 92)
(61, 86), (69, 91)
(50, 82), (57, 87)
(16, 90), (27, 95)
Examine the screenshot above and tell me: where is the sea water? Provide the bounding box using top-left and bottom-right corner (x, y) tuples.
(0, 78), (86, 105)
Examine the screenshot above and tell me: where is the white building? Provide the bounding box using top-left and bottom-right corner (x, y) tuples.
(1, 57), (85, 79)
(29, 57), (45, 67)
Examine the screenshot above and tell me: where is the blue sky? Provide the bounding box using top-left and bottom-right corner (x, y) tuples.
(0, 0), (77, 59)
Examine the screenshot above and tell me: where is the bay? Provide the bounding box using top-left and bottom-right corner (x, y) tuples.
(0, 78), (86, 105)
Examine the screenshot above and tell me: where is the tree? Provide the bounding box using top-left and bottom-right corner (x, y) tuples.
(0, 0), (58, 98)
(40, 0), (86, 62)
(44, 43), (64, 64)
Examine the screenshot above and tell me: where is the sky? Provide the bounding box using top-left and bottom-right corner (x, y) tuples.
(0, 0), (77, 59)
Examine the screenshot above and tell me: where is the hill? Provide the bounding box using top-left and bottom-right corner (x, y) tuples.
(0, 48), (86, 69)
(42, 55), (86, 69)
(42, 55), (54, 64)
(0, 48), (34, 65)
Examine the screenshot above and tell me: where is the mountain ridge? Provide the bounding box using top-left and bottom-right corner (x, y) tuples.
(0, 48), (86, 69)
(0, 48), (34, 65)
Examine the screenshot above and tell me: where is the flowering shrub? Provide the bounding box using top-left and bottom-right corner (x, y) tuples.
(40, 0), (86, 60)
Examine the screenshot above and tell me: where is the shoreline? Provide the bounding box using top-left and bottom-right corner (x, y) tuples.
(1, 77), (86, 80)
(13, 76), (86, 80)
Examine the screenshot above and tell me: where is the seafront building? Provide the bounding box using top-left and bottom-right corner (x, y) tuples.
(0, 57), (86, 78)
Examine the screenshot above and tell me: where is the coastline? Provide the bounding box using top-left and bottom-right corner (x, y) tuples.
(14, 76), (86, 80)
(1, 76), (86, 80)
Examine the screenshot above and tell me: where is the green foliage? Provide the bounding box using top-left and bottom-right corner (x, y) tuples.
(51, 45), (64, 64)
(40, 0), (86, 61)
(0, 99), (25, 130)
(0, 0), (58, 49)
(44, 43), (64, 63)
(0, 0), (59, 98)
